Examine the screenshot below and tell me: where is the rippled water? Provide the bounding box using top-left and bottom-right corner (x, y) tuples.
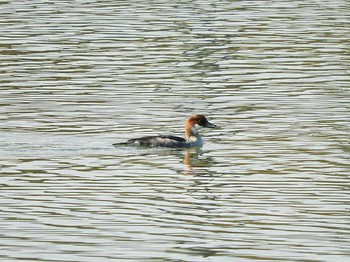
(1, 0), (349, 261)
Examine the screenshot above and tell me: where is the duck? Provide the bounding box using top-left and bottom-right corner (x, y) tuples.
(113, 114), (217, 148)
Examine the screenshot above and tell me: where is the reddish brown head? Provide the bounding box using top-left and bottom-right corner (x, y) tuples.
(185, 115), (216, 139)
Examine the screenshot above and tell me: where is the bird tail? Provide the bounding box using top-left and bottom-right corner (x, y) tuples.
(112, 142), (130, 146)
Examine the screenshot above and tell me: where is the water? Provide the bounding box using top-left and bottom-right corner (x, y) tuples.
(1, 0), (349, 261)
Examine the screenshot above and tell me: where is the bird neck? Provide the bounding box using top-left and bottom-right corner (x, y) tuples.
(185, 125), (202, 144)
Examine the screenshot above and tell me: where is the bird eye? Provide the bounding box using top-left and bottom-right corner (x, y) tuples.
(199, 119), (206, 126)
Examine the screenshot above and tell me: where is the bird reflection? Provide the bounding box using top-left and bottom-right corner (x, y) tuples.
(150, 147), (216, 176)
(183, 147), (215, 176)
(152, 147), (219, 207)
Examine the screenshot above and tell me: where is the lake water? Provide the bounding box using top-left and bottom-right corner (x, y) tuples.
(1, 0), (349, 261)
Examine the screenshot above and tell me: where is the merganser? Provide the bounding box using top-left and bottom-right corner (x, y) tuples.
(114, 114), (217, 148)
